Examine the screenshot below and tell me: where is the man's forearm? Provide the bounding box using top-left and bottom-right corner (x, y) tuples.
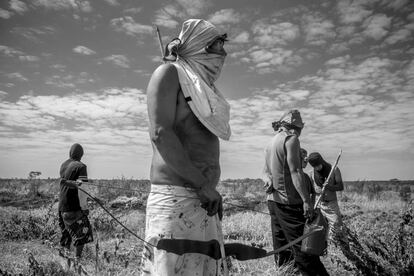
(291, 171), (311, 203)
(152, 128), (207, 189)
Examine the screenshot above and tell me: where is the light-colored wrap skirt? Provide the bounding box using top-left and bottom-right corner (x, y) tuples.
(141, 185), (228, 276)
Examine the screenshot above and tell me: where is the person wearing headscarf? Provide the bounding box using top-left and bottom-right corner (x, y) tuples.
(307, 152), (346, 242)
(262, 110), (329, 275)
(58, 143), (93, 260)
(142, 19), (230, 275)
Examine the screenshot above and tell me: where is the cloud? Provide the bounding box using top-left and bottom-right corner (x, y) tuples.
(0, 91), (8, 100)
(208, 9), (242, 25)
(110, 16), (153, 36)
(252, 21), (300, 47)
(0, 8), (12, 19)
(10, 26), (56, 44)
(5, 72), (28, 82)
(362, 14), (391, 40)
(103, 55), (130, 68)
(154, 0), (211, 29)
(0, 88), (148, 132)
(231, 31), (250, 44)
(242, 47), (303, 74)
(45, 72), (95, 88)
(73, 45), (96, 55)
(0, 88), (151, 178)
(10, 0), (28, 14)
(104, 0), (119, 6)
(34, 0), (92, 12)
(384, 28), (412, 45)
(0, 45), (24, 57)
(302, 14), (335, 46)
(19, 55), (40, 62)
(123, 7), (142, 14)
(175, 0), (211, 16)
(337, 0), (373, 24)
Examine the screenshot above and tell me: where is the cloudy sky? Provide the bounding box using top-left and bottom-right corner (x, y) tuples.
(1, 0), (413, 181)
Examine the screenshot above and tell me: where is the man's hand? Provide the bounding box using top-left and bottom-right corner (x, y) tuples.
(76, 179), (83, 186)
(263, 179), (275, 194)
(197, 186), (222, 217)
(303, 201), (314, 219)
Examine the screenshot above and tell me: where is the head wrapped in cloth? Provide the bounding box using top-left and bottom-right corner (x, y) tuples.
(164, 19), (227, 85)
(272, 109), (304, 131)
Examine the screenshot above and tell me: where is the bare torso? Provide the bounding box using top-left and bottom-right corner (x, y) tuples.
(150, 70), (220, 188)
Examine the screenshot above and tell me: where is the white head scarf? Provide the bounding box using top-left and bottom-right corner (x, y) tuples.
(166, 19), (231, 140)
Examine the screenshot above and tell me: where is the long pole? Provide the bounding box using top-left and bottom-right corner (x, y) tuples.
(313, 149), (343, 209)
(155, 25), (165, 63)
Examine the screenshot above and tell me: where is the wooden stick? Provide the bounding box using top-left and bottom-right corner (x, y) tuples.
(154, 25), (165, 63)
(265, 226), (323, 256)
(313, 149), (343, 209)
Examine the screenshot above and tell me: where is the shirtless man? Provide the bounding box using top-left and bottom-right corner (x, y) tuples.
(141, 19), (230, 275)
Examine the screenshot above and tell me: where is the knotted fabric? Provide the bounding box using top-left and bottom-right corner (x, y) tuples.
(166, 19), (231, 140)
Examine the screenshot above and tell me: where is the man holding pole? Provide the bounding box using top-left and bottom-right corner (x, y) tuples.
(308, 152), (346, 242)
(263, 110), (329, 275)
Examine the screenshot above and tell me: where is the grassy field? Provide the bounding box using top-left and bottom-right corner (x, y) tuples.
(0, 178), (413, 275)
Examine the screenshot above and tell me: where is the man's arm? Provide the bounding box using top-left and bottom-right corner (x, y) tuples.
(147, 64), (221, 216)
(325, 167), (344, 191)
(285, 136), (313, 218)
(262, 161), (274, 194)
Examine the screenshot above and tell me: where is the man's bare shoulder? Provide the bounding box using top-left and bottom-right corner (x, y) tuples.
(150, 63), (179, 83)
(285, 134), (299, 148)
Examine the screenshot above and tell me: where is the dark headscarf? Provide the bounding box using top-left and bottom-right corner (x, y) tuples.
(308, 152), (331, 187)
(69, 143), (84, 161)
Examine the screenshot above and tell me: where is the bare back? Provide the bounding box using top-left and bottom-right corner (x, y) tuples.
(147, 63), (220, 188)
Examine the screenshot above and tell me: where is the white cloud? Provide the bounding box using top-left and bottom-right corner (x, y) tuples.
(104, 0), (119, 6)
(231, 31), (250, 44)
(208, 9), (242, 25)
(45, 72), (95, 88)
(0, 88), (147, 131)
(0, 45), (24, 57)
(124, 7), (142, 14)
(252, 21), (300, 47)
(110, 16), (153, 36)
(34, 0), (92, 12)
(153, 5), (183, 29)
(10, 0), (28, 14)
(0, 8), (12, 19)
(0, 89), (151, 178)
(0, 91), (8, 100)
(337, 0), (373, 24)
(18, 55), (40, 62)
(362, 14), (391, 40)
(5, 72), (28, 82)
(73, 45), (96, 55)
(384, 28), (412, 45)
(10, 26), (56, 44)
(103, 55), (130, 68)
(176, 0), (210, 16)
(302, 15), (335, 46)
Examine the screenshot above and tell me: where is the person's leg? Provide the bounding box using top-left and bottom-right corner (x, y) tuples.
(75, 245), (84, 259)
(64, 211), (93, 259)
(268, 200), (293, 266)
(58, 212), (71, 250)
(275, 203), (329, 276)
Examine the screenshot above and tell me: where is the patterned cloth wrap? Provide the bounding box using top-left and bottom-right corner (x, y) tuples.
(141, 185), (228, 276)
(60, 210), (93, 246)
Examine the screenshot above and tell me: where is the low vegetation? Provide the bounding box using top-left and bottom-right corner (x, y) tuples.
(0, 178), (413, 275)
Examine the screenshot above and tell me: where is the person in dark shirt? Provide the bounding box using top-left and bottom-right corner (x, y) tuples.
(301, 148), (316, 206)
(58, 143), (93, 259)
